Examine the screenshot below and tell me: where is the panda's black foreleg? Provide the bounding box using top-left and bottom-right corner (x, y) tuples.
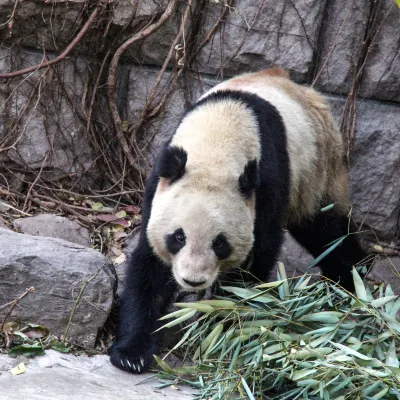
(109, 237), (177, 373)
(250, 227), (285, 283)
(288, 207), (368, 292)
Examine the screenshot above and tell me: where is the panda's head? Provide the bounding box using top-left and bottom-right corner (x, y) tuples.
(147, 145), (259, 291)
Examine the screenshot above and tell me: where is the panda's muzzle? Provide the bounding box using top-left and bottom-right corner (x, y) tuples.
(182, 278), (207, 288)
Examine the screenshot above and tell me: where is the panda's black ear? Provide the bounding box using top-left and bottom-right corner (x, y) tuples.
(157, 145), (188, 184)
(239, 159), (259, 198)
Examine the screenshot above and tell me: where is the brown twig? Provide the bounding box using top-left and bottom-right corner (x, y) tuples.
(0, 2), (105, 79)
(0, 287), (35, 332)
(107, 0), (179, 170)
(23, 153), (48, 212)
(63, 265), (104, 341)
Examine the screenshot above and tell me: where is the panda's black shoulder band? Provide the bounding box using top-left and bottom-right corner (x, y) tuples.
(157, 145), (187, 184)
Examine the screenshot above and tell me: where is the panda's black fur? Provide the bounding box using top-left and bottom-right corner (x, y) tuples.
(110, 88), (367, 374)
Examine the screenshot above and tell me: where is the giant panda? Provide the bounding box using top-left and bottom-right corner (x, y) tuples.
(110, 68), (368, 373)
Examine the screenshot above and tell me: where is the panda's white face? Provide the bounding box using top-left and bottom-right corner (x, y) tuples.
(147, 185), (255, 291)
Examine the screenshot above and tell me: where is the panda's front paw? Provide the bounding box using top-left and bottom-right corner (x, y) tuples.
(110, 339), (158, 374)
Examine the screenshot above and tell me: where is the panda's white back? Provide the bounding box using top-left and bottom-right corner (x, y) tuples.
(198, 69), (345, 222)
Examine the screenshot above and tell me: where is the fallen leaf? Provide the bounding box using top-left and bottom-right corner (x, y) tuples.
(114, 253), (127, 265)
(91, 202), (104, 211)
(111, 245), (123, 256)
(96, 214), (130, 227)
(3, 321), (19, 333)
(115, 210), (127, 218)
(113, 231), (128, 241)
(170, 385), (180, 390)
(121, 205), (141, 214)
(21, 324), (49, 339)
(11, 362), (26, 375)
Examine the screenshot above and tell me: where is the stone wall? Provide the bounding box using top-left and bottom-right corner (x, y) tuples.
(0, 0), (399, 286)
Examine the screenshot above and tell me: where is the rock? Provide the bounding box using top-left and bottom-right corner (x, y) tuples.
(0, 350), (192, 399)
(367, 255), (400, 293)
(0, 1), (87, 52)
(198, 0), (326, 81)
(278, 232), (314, 278)
(13, 214), (91, 247)
(121, 0), (326, 81)
(359, 1), (400, 102)
(0, 48), (95, 176)
(126, 65), (216, 169)
(314, 0), (369, 94)
(328, 95), (400, 240)
(0, 228), (115, 347)
(0, 216), (8, 229)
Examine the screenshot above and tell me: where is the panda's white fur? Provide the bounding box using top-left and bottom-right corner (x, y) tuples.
(147, 100), (259, 289)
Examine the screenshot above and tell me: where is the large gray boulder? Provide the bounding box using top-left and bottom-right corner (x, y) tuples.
(13, 214), (91, 247)
(328, 96), (400, 240)
(121, 0), (326, 81)
(0, 48), (94, 176)
(314, 0), (369, 94)
(0, 228), (115, 347)
(359, 1), (400, 102)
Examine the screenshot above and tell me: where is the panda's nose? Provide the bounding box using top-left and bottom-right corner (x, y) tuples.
(183, 278), (206, 287)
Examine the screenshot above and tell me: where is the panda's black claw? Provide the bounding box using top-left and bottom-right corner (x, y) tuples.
(140, 357), (145, 367)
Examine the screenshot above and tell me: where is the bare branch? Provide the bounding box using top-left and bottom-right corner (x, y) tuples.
(0, 2), (106, 80)
(107, 0), (179, 170)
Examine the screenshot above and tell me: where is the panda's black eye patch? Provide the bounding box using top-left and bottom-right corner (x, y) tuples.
(166, 228), (186, 254)
(212, 234), (232, 260)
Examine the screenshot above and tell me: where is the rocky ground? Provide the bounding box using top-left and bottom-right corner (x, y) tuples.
(0, 351), (193, 400)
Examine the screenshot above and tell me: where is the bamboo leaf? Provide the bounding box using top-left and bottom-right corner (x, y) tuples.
(156, 309), (197, 331)
(330, 342), (372, 360)
(308, 236), (346, 268)
(299, 311), (342, 324)
(352, 267), (368, 301)
(385, 339), (399, 368)
(174, 302), (214, 312)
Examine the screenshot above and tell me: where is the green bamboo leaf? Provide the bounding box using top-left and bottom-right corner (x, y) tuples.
(352, 267), (368, 301)
(385, 339), (399, 368)
(153, 355), (173, 373)
(255, 280), (286, 289)
(308, 236), (346, 268)
(370, 295), (398, 308)
(193, 323), (224, 360)
(156, 309), (196, 331)
(240, 377), (256, 400)
(159, 308), (193, 321)
(221, 286), (275, 303)
(174, 302), (214, 312)
(299, 311), (342, 324)
(203, 324), (224, 358)
(291, 369), (317, 381)
(198, 300), (236, 307)
(331, 342), (372, 360)
(371, 386), (389, 399)
(396, 0), (400, 8)
(381, 311), (400, 334)
(321, 203), (335, 212)
(278, 262), (290, 298)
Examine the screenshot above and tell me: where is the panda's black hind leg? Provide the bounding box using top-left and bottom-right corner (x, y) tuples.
(288, 207), (369, 292)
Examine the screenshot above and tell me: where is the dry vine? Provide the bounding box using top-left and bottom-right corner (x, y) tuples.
(0, 0), (233, 246)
